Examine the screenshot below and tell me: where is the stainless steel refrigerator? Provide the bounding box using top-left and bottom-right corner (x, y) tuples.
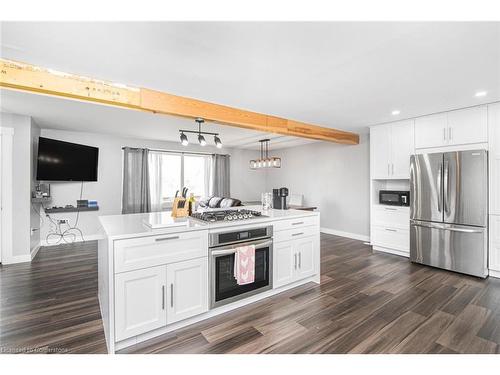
(409, 150), (488, 278)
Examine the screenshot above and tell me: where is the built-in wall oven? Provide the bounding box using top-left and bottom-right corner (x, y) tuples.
(209, 225), (273, 309)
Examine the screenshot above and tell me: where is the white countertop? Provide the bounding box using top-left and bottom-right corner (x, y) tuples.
(99, 205), (319, 241)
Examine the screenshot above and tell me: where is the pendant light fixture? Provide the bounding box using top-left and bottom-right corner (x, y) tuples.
(179, 118), (222, 148)
(250, 139), (281, 169)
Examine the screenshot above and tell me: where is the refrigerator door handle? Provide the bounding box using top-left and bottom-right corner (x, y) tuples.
(437, 163), (442, 212)
(444, 226), (483, 234)
(411, 221), (484, 234)
(443, 160), (449, 214)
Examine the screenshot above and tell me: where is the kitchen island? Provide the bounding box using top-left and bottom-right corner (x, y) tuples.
(98, 206), (320, 353)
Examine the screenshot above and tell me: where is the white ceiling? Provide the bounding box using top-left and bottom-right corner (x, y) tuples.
(1, 21), (499, 139)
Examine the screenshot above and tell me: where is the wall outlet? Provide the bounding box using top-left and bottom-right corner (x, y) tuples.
(57, 219), (68, 224)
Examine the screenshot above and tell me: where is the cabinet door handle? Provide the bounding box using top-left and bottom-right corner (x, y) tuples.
(155, 236), (180, 242)
(443, 127), (447, 142)
(388, 163), (390, 176)
(292, 221), (304, 226)
(162, 285), (165, 310)
(294, 253), (297, 270)
(298, 252), (302, 269)
(170, 283), (174, 308)
(292, 232), (304, 237)
(391, 163), (394, 175)
(385, 228), (397, 232)
(448, 127), (452, 142)
(384, 207), (397, 211)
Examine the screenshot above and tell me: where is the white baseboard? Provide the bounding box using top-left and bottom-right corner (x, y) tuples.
(31, 244), (41, 260)
(320, 227), (370, 242)
(489, 269), (500, 279)
(1, 253), (31, 264)
(40, 233), (104, 247)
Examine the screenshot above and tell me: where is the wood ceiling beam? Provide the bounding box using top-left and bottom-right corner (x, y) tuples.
(0, 58), (359, 145)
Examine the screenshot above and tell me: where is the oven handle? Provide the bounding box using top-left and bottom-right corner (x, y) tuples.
(210, 238), (273, 255)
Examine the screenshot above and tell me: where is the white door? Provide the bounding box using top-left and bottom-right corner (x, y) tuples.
(115, 265), (167, 341)
(447, 106), (487, 146)
(294, 236), (317, 280)
(391, 120), (415, 179)
(370, 125), (392, 179)
(273, 241), (295, 288)
(166, 257), (208, 324)
(414, 113), (448, 149)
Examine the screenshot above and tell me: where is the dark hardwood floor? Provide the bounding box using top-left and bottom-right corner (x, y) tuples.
(1, 234), (500, 354)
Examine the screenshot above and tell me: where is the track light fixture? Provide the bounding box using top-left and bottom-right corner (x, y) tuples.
(178, 118), (222, 148)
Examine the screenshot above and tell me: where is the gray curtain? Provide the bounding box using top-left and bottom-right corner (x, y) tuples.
(210, 154), (231, 197)
(122, 147), (151, 214)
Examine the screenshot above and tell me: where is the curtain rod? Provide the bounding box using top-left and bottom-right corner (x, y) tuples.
(122, 146), (230, 157)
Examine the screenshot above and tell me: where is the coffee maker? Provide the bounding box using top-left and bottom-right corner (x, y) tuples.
(273, 187), (289, 210)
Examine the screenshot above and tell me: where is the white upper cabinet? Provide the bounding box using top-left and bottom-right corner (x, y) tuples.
(371, 120), (414, 179)
(415, 106), (487, 149)
(370, 125), (392, 179)
(391, 121), (415, 179)
(414, 113), (448, 149)
(447, 106), (488, 146)
(489, 102), (500, 215)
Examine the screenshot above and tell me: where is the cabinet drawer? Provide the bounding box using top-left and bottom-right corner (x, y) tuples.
(372, 205), (409, 229)
(273, 216), (319, 232)
(372, 226), (409, 252)
(274, 225), (318, 243)
(114, 230), (208, 273)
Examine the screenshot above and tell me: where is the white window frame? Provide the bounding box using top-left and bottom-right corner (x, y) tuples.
(153, 151), (210, 210)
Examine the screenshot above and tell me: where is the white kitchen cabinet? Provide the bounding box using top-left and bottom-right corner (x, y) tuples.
(114, 230), (208, 273)
(166, 257), (208, 324)
(115, 265), (167, 341)
(371, 125), (392, 179)
(273, 234), (319, 288)
(414, 113), (448, 149)
(370, 120), (414, 179)
(447, 106), (488, 146)
(273, 241), (295, 288)
(294, 236), (317, 280)
(391, 121), (415, 178)
(415, 106), (487, 149)
(489, 102), (500, 215)
(371, 226), (409, 254)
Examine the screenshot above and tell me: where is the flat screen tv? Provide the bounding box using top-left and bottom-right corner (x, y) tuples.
(36, 137), (99, 181)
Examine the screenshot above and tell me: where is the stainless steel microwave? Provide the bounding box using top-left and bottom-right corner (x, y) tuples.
(379, 190), (410, 206)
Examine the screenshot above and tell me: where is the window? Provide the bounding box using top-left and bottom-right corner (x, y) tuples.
(184, 155), (209, 197)
(148, 151), (210, 210)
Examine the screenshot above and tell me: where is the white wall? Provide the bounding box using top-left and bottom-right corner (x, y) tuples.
(0, 112), (40, 260)
(265, 135), (370, 239)
(38, 128), (264, 244)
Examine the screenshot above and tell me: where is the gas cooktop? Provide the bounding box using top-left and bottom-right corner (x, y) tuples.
(191, 209), (264, 222)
